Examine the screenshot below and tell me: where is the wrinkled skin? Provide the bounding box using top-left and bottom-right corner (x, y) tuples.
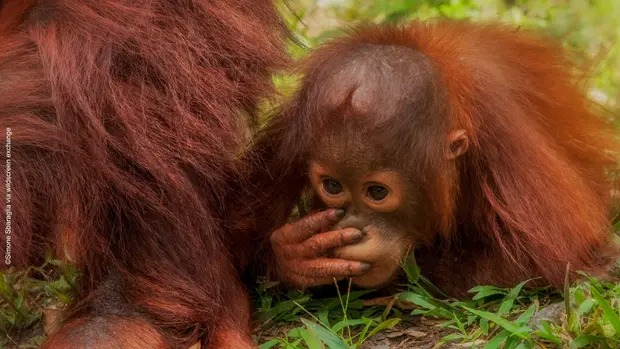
(270, 208), (370, 286)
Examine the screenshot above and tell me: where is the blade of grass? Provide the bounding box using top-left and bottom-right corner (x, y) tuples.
(498, 279), (532, 316)
(301, 318), (350, 349)
(461, 306), (531, 339)
(590, 287), (620, 334)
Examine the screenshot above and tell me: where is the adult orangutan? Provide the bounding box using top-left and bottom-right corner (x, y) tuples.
(244, 20), (619, 298)
(0, 0), (289, 348)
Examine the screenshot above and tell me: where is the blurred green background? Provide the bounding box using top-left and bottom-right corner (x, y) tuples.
(279, 0), (620, 124)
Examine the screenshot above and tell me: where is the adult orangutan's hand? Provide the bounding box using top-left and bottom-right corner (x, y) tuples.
(270, 208), (371, 287)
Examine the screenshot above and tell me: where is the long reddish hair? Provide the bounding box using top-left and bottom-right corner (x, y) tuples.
(1, 0), (289, 345)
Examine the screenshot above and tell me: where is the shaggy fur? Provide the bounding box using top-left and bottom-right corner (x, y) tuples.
(243, 20), (619, 297)
(0, 0), (288, 347)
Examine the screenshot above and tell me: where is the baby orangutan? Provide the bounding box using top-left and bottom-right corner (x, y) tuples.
(253, 20), (619, 298)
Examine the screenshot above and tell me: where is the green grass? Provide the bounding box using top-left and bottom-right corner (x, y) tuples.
(253, 247), (620, 349)
(0, 251), (76, 348)
(254, 280), (400, 349)
(3, 251), (620, 348)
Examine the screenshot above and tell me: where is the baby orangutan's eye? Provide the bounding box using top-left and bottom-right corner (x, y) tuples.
(367, 185), (388, 201)
(322, 179), (343, 195)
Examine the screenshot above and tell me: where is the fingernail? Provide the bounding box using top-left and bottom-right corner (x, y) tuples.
(352, 229), (365, 242)
(334, 208), (346, 218)
(360, 262), (371, 272)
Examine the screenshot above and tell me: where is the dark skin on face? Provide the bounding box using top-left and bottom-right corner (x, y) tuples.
(308, 155), (415, 288)
(269, 44), (470, 289)
(270, 131), (468, 289)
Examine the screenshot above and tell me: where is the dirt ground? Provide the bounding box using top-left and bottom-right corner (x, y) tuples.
(258, 314), (472, 349)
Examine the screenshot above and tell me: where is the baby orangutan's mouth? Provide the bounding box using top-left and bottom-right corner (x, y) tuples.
(325, 224), (414, 288)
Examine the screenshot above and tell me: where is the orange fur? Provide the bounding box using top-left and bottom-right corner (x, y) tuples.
(40, 316), (170, 349)
(0, 0), (289, 346)
(245, 19), (619, 297)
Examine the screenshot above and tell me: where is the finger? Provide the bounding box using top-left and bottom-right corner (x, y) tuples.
(287, 274), (346, 288)
(298, 258), (371, 279)
(298, 228), (365, 257)
(279, 208), (346, 244)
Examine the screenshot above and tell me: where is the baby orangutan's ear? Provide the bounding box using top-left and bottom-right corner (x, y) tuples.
(445, 129), (469, 160)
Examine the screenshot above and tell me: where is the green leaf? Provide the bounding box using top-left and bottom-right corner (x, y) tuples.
(301, 318), (349, 349)
(331, 319), (366, 333)
(453, 313), (466, 334)
(288, 327), (303, 338)
(440, 333), (465, 343)
(577, 299), (595, 316)
(355, 319), (374, 348)
(402, 252), (421, 284)
(469, 285), (502, 294)
(259, 339), (282, 349)
(399, 292), (454, 319)
(299, 327), (325, 349)
(574, 288), (586, 305)
(533, 321), (561, 345)
(571, 334), (603, 348)
(515, 303), (537, 325)
(498, 279), (530, 316)
(15, 294), (24, 310)
(365, 318), (400, 340)
(590, 287), (620, 334)
(318, 308), (330, 328)
(480, 318), (489, 335)
(503, 336), (527, 349)
(399, 292), (435, 310)
(534, 330), (561, 345)
(470, 285), (506, 300)
(483, 329), (510, 349)
(462, 306), (531, 338)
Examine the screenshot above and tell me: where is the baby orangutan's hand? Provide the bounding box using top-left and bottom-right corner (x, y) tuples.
(270, 208), (371, 287)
